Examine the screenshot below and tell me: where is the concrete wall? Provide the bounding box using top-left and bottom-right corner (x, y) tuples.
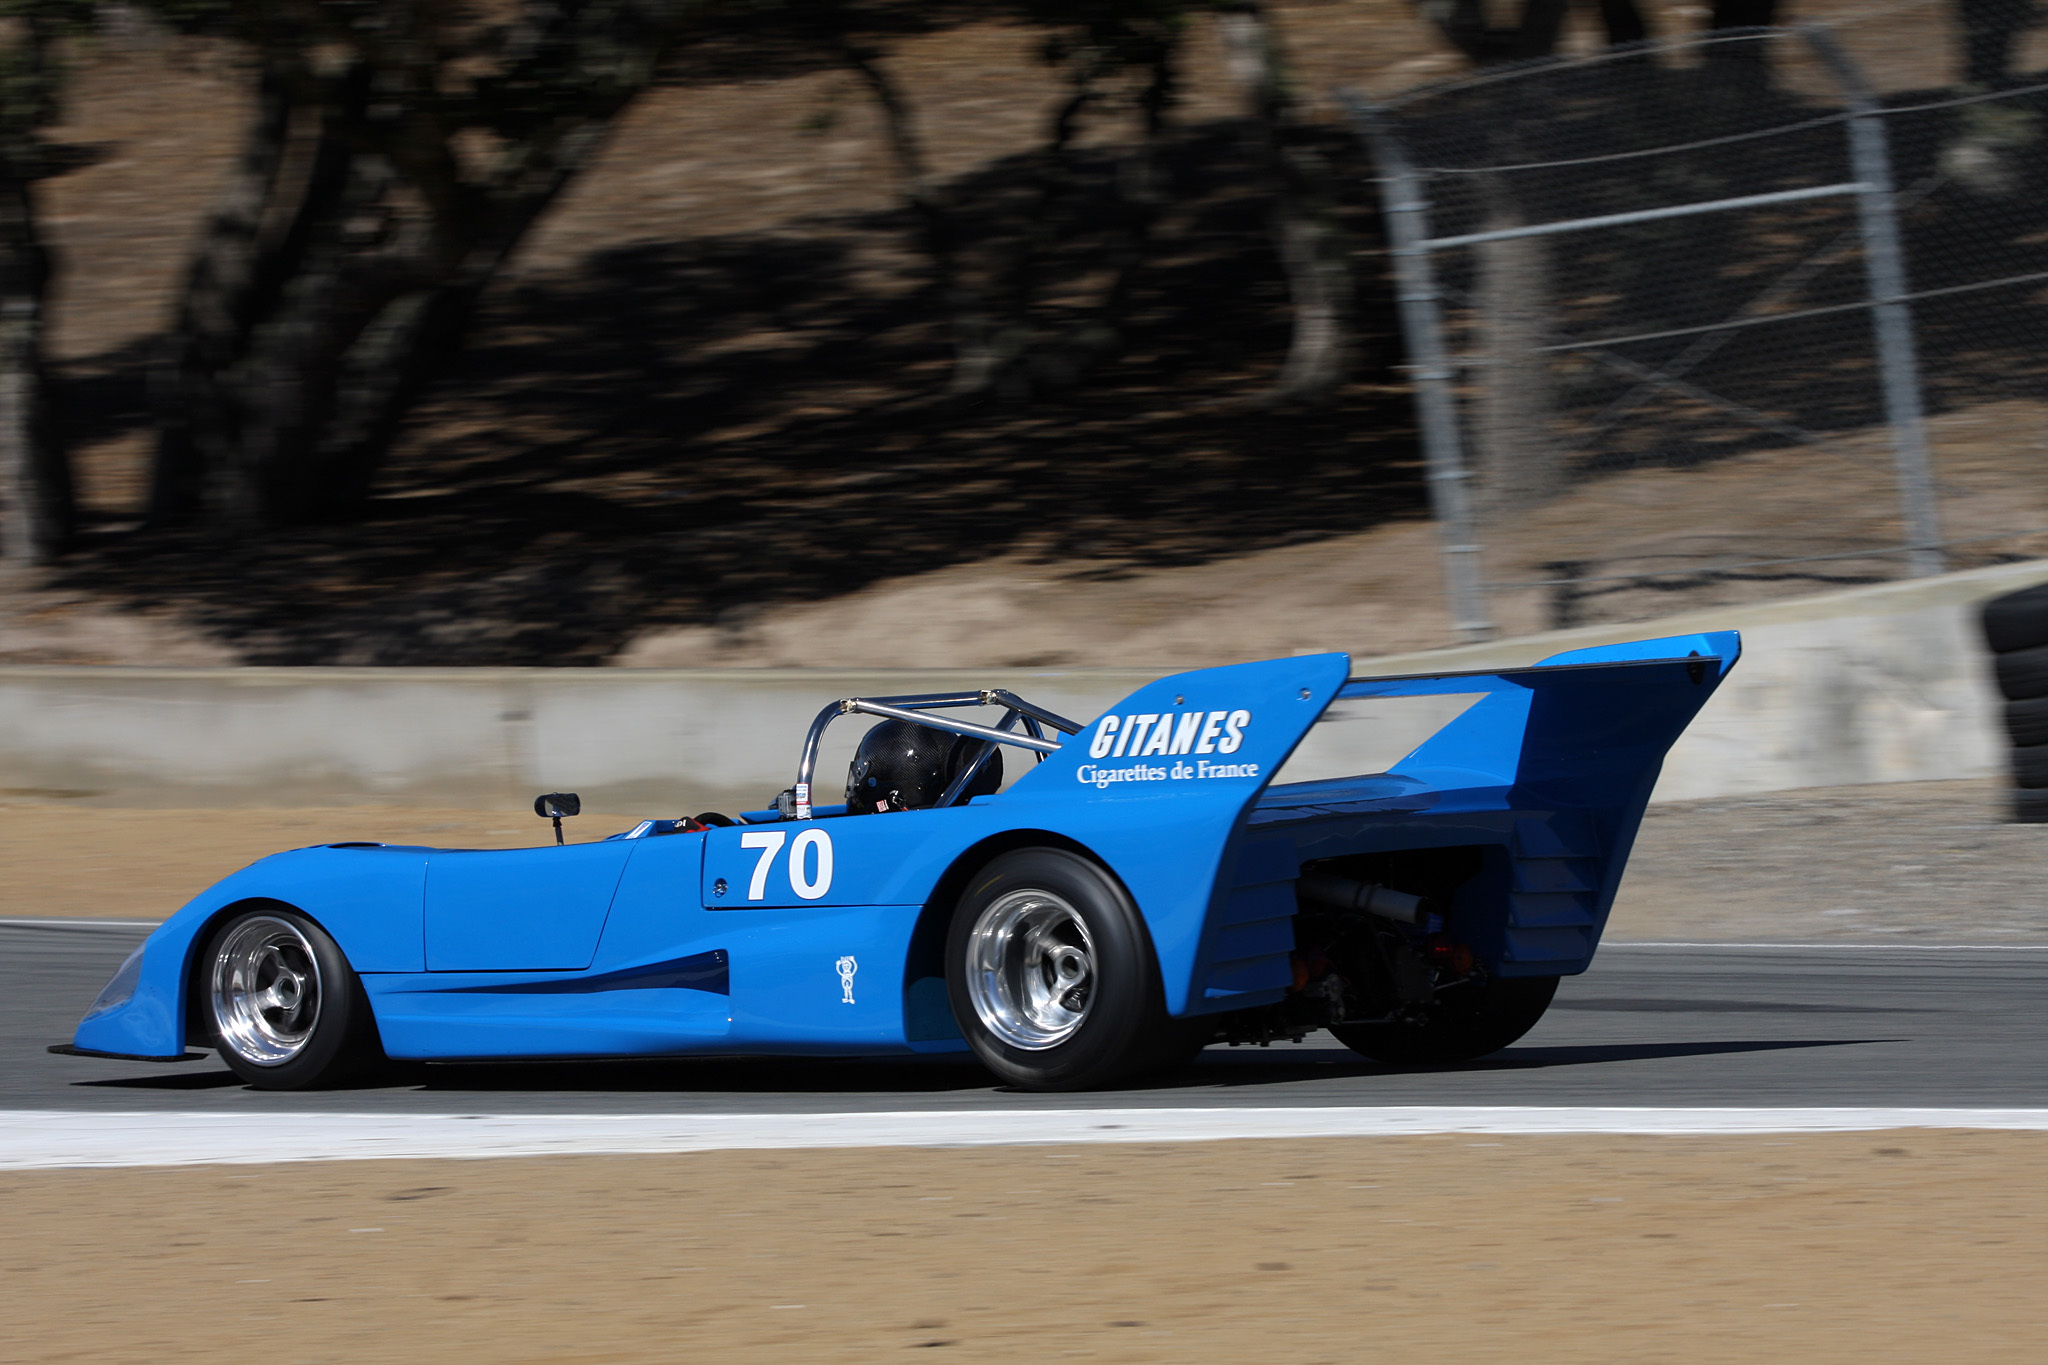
(0, 667), (1151, 815)
(4, 559), (2042, 813)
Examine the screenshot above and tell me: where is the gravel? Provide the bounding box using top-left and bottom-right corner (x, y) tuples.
(1613, 778), (2048, 942)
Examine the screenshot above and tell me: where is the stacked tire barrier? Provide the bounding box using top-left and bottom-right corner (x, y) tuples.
(1983, 584), (2048, 822)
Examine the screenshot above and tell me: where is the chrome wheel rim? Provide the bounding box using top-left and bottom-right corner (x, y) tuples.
(211, 916), (322, 1067)
(965, 889), (1095, 1050)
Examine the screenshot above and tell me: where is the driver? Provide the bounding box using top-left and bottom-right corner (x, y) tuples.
(844, 718), (1004, 814)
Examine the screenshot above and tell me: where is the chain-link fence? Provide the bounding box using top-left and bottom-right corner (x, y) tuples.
(1349, 5), (2048, 638)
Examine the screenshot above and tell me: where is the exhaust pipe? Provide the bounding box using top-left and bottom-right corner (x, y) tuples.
(1297, 874), (1427, 926)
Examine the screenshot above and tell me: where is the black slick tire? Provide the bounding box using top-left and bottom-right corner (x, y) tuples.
(946, 848), (1172, 1092)
(200, 905), (382, 1090)
(2006, 696), (2048, 748)
(2015, 788), (2048, 823)
(1994, 644), (2048, 702)
(1329, 974), (1560, 1066)
(1982, 585), (2048, 655)
(2014, 743), (2048, 790)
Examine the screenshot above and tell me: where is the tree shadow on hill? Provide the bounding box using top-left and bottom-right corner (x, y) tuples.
(48, 55), (2048, 662)
(56, 120), (1416, 664)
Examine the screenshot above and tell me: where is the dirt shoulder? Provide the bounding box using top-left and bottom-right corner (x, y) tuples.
(4, 1132), (2044, 1362)
(7, 778), (2042, 940)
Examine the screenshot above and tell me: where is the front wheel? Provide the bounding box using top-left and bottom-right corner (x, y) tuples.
(1330, 974), (1560, 1066)
(946, 848), (1175, 1091)
(202, 905), (381, 1089)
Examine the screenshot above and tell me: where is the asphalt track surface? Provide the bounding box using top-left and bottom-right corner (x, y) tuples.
(7, 921), (2046, 1115)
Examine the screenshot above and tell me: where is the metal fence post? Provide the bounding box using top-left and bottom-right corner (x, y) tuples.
(1805, 27), (1947, 578)
(1344, 96), (1494, 641)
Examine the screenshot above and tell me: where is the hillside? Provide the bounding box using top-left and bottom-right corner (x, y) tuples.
(5, 0), (2041, 667)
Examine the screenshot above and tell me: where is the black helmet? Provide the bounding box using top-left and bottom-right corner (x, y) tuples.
(845, 718), (1004, 814)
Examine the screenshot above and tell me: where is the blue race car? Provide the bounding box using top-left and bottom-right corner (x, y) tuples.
(57, 633), (1736, 1091)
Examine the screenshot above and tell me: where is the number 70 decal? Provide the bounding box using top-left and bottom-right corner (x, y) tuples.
(737, 828), (835, 901)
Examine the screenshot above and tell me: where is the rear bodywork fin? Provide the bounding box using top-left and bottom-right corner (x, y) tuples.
(1181, 632), (1739, 1009)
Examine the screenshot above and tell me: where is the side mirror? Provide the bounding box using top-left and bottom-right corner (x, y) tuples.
(534, 792), (581, 844)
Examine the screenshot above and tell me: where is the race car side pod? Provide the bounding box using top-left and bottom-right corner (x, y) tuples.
(1296, 875), (1426, 926)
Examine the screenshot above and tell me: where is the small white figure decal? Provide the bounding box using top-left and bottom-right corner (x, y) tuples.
(836, 955), (858, 1005)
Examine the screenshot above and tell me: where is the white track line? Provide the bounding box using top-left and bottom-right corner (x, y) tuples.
(5, 1107), (2048, 1170)
(0, 918), (161, 929)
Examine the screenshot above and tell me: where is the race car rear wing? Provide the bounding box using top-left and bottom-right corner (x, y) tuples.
(1329, 630), (1739, 799)
(1198, 631), (1741, 1004)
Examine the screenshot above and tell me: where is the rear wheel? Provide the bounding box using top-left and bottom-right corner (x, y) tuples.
(202, 906), (381, 1089)
(1330, 975), (1560, 1066)
(946, 848), (1174, 1091)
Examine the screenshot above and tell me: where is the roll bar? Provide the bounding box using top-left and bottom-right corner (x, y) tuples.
(790, 689), (1083, 819)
